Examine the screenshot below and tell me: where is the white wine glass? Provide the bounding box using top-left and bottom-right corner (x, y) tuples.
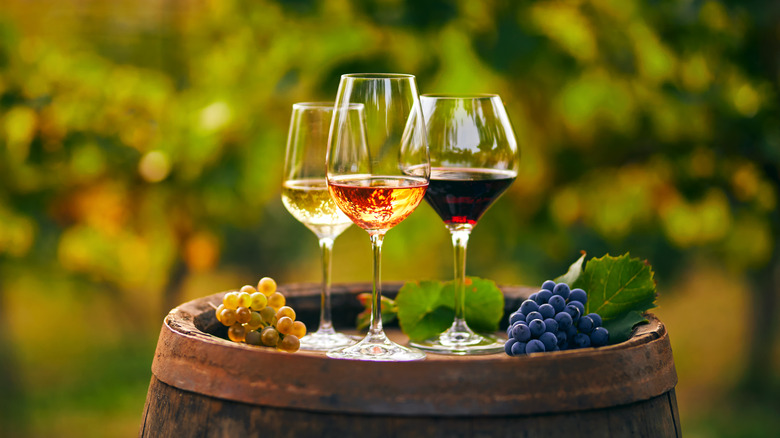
(326, 74), (430, 361)
(410, 94), (519, 355)
(282, 102), (360, 351)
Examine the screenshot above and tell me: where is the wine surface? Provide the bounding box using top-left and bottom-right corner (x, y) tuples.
(328, 175), (428, 231)
(282, 179), (352, 238)
(425, 167), (516, 226)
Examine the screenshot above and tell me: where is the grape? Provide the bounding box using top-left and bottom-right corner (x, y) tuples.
(237, 292), (252, 309)
(548, 295), (566, 313)
(539, 303), (555, 319)
(275, 306), (296, 321)
(505, 280), (611, 357)
(569, 300), (585, 317)
(553, 283), (570, 299)
(223, 292), (239, 310)
(505, 338), (517, 356)
(268, 292), (286, 310)
(215, 304), (226, 323)
(556, 330), (568, 348)
(563, 304), (581, 323)
(250, 292), (268, 310)
(539, 332), (558, 351)
(278, 334), (300, 353)
(276, 316), (294, 335)
(246, 311), (264, 331)
(291, 321), (307, 338)
(577, 315), (595, 334)
(509, 312), (526, 325)
(519, 299), (539, 315)
(573, 333), (591, 348)
(512, 323), (532, 342)
(590, 327), (609, 347)
(586, 313), (602, 327)
(526, 339), (545, 354)
(245, 330), (262, 346)
(259, 306), (276, 325)
(260, 326), (279, 347)
(569, 288), (587, 304)
(219, 308), (237, 326)
(219, 277), (307, 354)
(228, 324), (247, 343)
(528, 319), (546, 338)
(537, 290), (553, 304)
(525, 311), (543, 323)
(240, 284), (257, 294)
(554, 311), (573, 330)
(257, 277), (277, 296)
(236, 306), (252, 324)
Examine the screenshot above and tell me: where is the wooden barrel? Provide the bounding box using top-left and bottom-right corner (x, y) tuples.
(140, 283), (680, 437)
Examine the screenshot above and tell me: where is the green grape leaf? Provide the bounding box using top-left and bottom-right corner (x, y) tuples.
(396, 277), (504, 342)
(395, 280), (451, 341)
(451, 277), (506, 333)
(601, 311), (648, 344)
(554, 251), (586, 285)
(572, 253), (657, 343)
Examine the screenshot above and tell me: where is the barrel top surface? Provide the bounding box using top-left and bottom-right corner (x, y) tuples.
(150, 283), (677, 417)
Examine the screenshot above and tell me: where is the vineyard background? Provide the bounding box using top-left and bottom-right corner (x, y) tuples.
(0, 0), (778, 436)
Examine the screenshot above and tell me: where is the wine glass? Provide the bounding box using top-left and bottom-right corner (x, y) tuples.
(282, 102), (360, 351)
(410, 94), (519, 355)
(326, 73), (430, 361)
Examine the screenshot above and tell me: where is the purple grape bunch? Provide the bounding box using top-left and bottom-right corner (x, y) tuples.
(505, 280), (609, 356)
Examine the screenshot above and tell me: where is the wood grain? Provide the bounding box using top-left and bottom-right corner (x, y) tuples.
(141, 377), (680, 438)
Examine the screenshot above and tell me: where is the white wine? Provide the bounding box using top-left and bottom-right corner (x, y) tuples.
(282, 178), (352, 238)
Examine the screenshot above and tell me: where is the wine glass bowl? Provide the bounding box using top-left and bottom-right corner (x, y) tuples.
(281, 102), (359, 351)
(411, 93), (519, 355)
(326, 73), (429, 361)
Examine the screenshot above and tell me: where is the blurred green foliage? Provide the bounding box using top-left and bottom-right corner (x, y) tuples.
(0, 0), (778, 436)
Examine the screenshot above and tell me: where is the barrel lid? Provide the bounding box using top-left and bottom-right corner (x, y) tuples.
(151, 284), (677, 416)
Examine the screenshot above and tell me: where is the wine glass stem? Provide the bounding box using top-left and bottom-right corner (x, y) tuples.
(317, 237), (336, 334)
(451, 229), (472, 331)
(369, 232), (386, 336)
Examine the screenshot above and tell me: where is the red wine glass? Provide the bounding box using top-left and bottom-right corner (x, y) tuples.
(410, 94), (519, 355)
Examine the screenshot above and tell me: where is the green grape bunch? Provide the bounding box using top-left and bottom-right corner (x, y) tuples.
(215, 277), (305, 353)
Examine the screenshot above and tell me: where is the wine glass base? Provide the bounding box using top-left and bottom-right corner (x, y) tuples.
(410, 331), (505, 355)
(327, 333), (426, 361)
(299, 331), (358, 351)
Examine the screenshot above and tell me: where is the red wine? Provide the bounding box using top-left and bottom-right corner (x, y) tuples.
(425, 168), (516, 226)
(328, 175), (428, 231)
